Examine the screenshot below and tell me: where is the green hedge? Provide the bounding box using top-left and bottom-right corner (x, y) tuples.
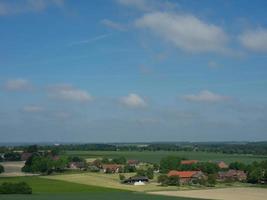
(0, 182), (32, 194)
(0, 164), (4, 173)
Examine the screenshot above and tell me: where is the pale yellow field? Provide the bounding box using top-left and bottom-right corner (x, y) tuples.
(150, 187), (267, 200)
(0, 161), (38, 177)
(43, 172), (179, 192)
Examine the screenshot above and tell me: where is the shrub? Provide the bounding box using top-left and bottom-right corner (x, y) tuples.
(146, 168), (154, 179)
(119, 174), (126, 181)
(157, 174), (169, 186)
(159, 156), (183, 173)
(167, 175), (180, 186)
(124, 164), (136, 173)
(136, 168), (154, 179)
(207, 174), (217, 186)
(0, 182), (32, 194)
(0, 164), (4, 173)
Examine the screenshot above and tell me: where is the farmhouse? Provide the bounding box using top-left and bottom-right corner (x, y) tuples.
(127, 160), (140, 167)
(218, 170), (247, 181)
(69, 162), (85, 170)
(216, 161), (229, 169)
(21, 152), (33, 161)
(181, 160), (198, 165)
(102, 164), (123, 173)
(123, 176), (149, 185)
(168, 170), (206, 184)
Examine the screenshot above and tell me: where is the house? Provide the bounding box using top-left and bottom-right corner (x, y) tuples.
(102, 164), (123, 173)
(168, 170), (206, 184)
(20, 152), (33, 161)
(69, 162), (85, 170)
(123, 176), (149, 185)
(127, 160), (140, 167)
(216, 161), (229, 169)
(218, 170), (247, 181)
(181, 160), (198, 165)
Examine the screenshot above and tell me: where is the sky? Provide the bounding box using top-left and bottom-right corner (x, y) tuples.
(0, 0), (267, 143)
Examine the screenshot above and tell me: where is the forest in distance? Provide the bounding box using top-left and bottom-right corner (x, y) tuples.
(1, 142), (266, 156)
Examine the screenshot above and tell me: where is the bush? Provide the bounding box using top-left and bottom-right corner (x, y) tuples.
(167, 175), (180, 186)
(157, 174), (169, 186)
(124, 164), (136, 173)
(136, 168), (154, 179)
(0, 164), (4, 173)
(4, 152), (21, 161)
(0, 182), (32, 194)
(159, 156), (183, 173)
(112, 157), (126, 165)
(119, 174), (126, 181)
(207, 174), (217, 186)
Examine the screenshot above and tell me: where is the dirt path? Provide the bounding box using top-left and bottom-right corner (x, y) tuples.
(149, 187), (267, 200)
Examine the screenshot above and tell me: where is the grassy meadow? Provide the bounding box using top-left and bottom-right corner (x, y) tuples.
(66, 150), (267, 164)
(0, 177), (201, 200)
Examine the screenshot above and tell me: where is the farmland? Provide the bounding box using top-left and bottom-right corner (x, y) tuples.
(150, 187), (267, 200)
(0, 177), (200, 200)
(43, 172), (180, 192)
(65, 150), (267, 164)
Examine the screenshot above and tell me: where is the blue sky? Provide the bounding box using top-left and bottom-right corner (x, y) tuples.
(0, 0), (267, 143)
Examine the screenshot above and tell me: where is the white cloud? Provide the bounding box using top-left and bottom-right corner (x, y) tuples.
(0, 0), (64, 16)
(22, 105), (44, 113)
(48, 85), (93, 102)
(101, 19), (127, 31)
(135, 12), (228, 53)
(69, 33), (112, 46)
(4, 79), (32, 91)
(183, 90), (229, 103)
(239, 28), (267, 52)
(120, 93), (146, 108)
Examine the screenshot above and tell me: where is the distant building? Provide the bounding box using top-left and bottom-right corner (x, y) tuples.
(168, 170), (206, 184)
(127, 160), (140, 167)
(216, 161), (229, 169)
(102, 164), (123, 173)
(218, 170), (247, 181)
(123, 176), (149, 185)
(69, 162), (85, 170)
(20, 152), (33, 161)
(181, 160), (198, 165)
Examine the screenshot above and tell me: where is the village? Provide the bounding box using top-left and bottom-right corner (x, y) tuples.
(0, 146), (257, 188)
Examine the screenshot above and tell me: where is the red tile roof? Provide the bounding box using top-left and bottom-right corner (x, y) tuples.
(102, 164), (123, 170)
(181, 160), (198, 165)
(168, 171), (200, 178)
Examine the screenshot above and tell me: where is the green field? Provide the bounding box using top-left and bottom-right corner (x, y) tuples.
(66, 150), (267, 164)
(0, 177), (202, 200)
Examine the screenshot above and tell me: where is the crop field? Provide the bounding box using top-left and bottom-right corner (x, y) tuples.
(43, 172), (181, 192)
(150, 187), (267, 200)
(0, 177), (201, 200)
(66, 150), (267, 164)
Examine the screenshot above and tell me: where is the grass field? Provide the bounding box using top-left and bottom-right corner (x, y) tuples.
(66, 150), (267, 164)
(43, 172), (182, 192)
(0, 177), (201, 200)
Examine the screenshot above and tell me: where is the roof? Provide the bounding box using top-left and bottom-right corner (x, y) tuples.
(127, 160), (139, 164)
(216, 161), (229, 169)
(123, 176), (149, 183)
(219, 170), (246, 177)
(181, 160), (198, 165)
(102, 164), (123, 170)
(168, 171), (200, 178)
